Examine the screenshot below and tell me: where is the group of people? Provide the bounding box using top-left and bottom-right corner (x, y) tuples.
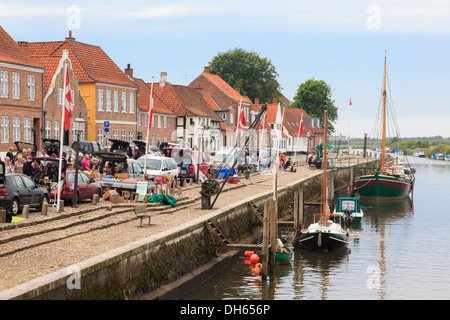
(3, 146), (96, 180)
(278, 153), (296, 172)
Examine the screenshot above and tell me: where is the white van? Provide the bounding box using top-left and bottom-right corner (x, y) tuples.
(137, 156), (178, 179)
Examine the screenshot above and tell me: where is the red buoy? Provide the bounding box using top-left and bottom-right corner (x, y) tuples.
(244, 251), (256, 257)
(249, 254), (260, 264)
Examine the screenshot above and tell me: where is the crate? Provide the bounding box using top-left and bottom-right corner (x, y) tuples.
(228, 176), (239, 184)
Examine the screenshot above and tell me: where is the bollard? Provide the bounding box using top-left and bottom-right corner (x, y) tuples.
(0, 210), (6, 223)
(92, 194), (100, 205)
(41, 202), (49, 216)
(22, 205), (30, 219)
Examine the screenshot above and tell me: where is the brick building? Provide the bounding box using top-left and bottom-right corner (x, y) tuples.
(189, 66), (254, 148)
(0, 26), (45, 154)
(129, 67), (177, 147)
(21, 32), (138, 149)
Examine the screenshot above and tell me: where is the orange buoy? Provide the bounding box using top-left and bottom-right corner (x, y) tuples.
(249, 254), (260, 264)
(244, 251), (256, 257)
(253, 263), (262, 276)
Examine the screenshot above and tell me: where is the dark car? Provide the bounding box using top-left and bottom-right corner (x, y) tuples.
(50, 170), (102, 203)
(0, 170), (49, 221)
(72, 140), (106, 157)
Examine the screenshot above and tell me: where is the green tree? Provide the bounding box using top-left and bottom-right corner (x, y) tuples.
(209, 48), (281, 103)
(291, 78), (338, 133)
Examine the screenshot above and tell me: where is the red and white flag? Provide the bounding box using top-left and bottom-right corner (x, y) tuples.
(64, 66), (73, 130)
(298, 112), (304, 137)
(147, 77), (155, 128)
(349, 97), (352, 106)
(235, 99), (246, 136)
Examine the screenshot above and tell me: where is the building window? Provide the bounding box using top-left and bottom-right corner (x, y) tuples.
(121, 129), (126, 141)
(45, 120), (51, 139)
(158, 115), (161, 128)
(1, 116), (9, 143)
(222, 113), (226, 121)
(151, 138), (155, 146)
(98, 89), (104, 111)
(138, 113), (142, 127)
(58, 88), (63, 105)
(230, 113), (234, 124)
(54, 121), (60, 140)
(13, 117), (20, 142)
(106, 90), (111, 111)
(0, 71), (7, 98)
(151, 114), (155, 128)
(12, 72), (20, 99)
(128, 130), (133, 143)
(98, 129), (103, 145)
(121, 92), (127, 112)
(129, 93), (134, 113)
(27, 75), (36, 101)
(113, 91), (119, 112)
(23, 118), (31, 142)
(113, 129), (118, 140)
(163, 116), (167, 128)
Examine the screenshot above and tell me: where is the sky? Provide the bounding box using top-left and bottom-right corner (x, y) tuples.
(1, 0), (450, 139)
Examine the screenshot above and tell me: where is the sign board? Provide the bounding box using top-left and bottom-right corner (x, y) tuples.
(104, 128), (110, 133)
(103, 133), (111, 139)
(104, 121), (110, 127)
(136, 181), (149, 201)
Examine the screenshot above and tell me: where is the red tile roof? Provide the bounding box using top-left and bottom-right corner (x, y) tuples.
(134, 78), (174, 115)
(201, 71), (253, 104)
(20, 38), (136, 88)
(0, 26), (43, 69)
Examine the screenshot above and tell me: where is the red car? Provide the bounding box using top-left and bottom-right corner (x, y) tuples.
(50, 170), (102, 203)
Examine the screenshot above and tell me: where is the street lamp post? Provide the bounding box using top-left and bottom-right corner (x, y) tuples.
(72, 113), (85, 208)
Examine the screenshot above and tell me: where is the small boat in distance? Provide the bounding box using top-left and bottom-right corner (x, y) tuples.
(332, 197), (363, 224)
(413, 151), (425, 158)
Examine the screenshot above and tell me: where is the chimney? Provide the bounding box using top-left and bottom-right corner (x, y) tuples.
(204, 66), (210, 74)
(124, 64), (133, 78)
(160, 72), (167, 87)
(254, 98), (259, 104)
(65, 30), (75, 42)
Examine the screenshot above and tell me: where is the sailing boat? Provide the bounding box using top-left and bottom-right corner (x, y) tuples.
(354, 54), (415, 199)
(298, 104), (350, 251)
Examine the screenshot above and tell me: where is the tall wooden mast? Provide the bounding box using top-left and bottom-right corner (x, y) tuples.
(323, 103), (327, 216)
(381, 53), (387, 171)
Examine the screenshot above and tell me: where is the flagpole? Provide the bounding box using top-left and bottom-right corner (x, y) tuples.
(56, 61), (68, 212)
(293, 112), (303, 164)
(143, 77), (154, 179)
(235, 98), (242, 147)
(273, 104), (285, 201)
(257, 111), (265, 170)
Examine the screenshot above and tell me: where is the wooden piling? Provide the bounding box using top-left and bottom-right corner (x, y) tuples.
(262, 202), (270, 279)
(269, 200), (277, 272)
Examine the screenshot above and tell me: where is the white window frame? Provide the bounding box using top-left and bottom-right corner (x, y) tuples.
(121, 129), (126, 141)
(13, 117), (20, 142)
(106, 90), (111, 112)
(27, 75), (36, 101)
(128, 130), (133, 143)
(158, 115), (161, 128)
(98, 89), (104, 111)
(129, 93), (134, 113)
(163, 116), (167, 128)
(121, 92), (127, 113)
(0, 71), (7, 98)
(12, 72), (20, 100)
(58, 88), (63, 105)
(113, 129), (118, 140)
(45, 120), (51, 139)
(98, 129), (103, 145)
(24, 118), (31, 142)
(113, 91), (119, 112)
(54, 121), (60, 140)
(1, 116), (9, 143)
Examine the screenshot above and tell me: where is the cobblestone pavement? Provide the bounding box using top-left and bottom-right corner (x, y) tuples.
(0, 164), (323, 291)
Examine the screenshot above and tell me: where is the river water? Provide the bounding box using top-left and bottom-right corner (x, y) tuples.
(180, 156), (450, 300)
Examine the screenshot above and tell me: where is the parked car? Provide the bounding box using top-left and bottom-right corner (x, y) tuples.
(162, 146), (210, 181)
(50, 170), (102, 203)
(72, 141), (106, 157)
(0, 172), (49, 220)
(137, 155), (178, 179)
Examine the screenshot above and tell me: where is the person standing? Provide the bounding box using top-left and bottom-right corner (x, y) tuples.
(6, 147), (15, 165)
(22, 155), (33, 177)
(5, 157), (14, 173)
(14, 155), (24, 174)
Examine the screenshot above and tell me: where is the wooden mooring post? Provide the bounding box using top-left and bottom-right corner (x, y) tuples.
(269, 199), (277, 272)
(261, 202), (270, 279)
